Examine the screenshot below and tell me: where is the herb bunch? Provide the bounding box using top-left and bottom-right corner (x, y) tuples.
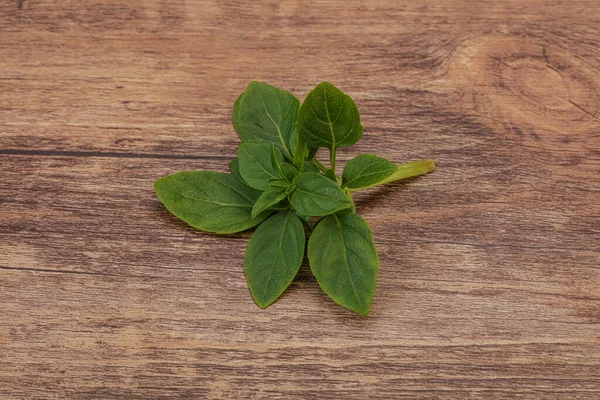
(154, 82), (435, 315)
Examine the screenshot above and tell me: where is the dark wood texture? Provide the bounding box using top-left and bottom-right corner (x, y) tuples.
(1, 1), (599, 398)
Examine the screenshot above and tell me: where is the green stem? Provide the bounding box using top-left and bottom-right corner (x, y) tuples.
(312, 158), (328, 173)
(329, 147), (336, 174)
(347, 159), (436, 192)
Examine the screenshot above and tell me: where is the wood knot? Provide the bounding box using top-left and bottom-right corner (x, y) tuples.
(448, 37), (600, 144)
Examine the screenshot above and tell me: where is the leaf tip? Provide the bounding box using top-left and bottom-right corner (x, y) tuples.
(357, 306), (371, 317)
(251, 294), (275, 309)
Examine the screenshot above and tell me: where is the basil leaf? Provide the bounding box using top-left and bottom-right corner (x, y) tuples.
(289, 172), (353, 217)
(342, 154), (397, 190)
(229, 157), (248, 185)
(292, 129), (308, 167)
(308, 213), (379, 316)
(303, 161), (320, 174)
(280, 162), (299, 183)
(238, 143), (283, 190)
(296, 82), (363, 151)
(289, 127), (299, 159)
(343, 187), (356, 213)
(251, 187), (287, 218)
(245, 210), (305, 308)
(378, 159), (436, 185)
(271, 143), (285, 167)
(154, 171), (269, 234)
(233, 81), (299, 159)
(292, 130), (317, 169)
(269, 179), (290, 189)
(324, 169), (338, 183)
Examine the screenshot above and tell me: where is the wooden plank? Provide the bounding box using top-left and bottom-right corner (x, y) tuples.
(1, 0), (600, 398)
(1, 153), (599, 398)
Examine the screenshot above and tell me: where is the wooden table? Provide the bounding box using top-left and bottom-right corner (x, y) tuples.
(2, 1), (599, 398)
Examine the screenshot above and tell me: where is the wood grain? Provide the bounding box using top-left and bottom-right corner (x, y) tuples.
(1, 1), (599, 398)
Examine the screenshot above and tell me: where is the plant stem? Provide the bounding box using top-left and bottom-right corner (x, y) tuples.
(330, 147), (336, 174)
(312, 158), (328, 173)
(348, 159), (436, 192)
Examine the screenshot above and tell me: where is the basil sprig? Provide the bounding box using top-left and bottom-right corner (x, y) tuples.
(155, 81), (435, 315)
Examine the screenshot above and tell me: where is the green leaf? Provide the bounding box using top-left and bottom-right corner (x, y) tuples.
(289, 128), (299, 160)
(251, 187), (287, 218)
(229, 157), (248, 185)
(343, 187), (356, 213)
(345, 159), (436, 192)
(245, 210), (305, 308)
(342, 154), (397, 190)
(233, 81), (299, 159)
(379, 159), (436, 185)
(289, 172), (353, 217)
(238, 143), (283, 190)
(296, 82), (363, 152)
(269, 179), (290, 189)
(292, 129), (308, 168)
(154, 171), (269, 234)
(292, 129), (318, 171)
(280, 163), (299, 183)
(308, 213), (379, 316)
(324, 169), (338, 183)
(303, 161), (320, 174)
(295, 212), (312, 230)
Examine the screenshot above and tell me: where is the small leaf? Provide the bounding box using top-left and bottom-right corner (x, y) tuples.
(233, 81), (299, 159)
(238, 143), (283, 190)
(342, 154), (397, 190)
(379, 159), (436, 185)
(269, 179), (290, 189)
(154, 171), (269, 234)
(280, 163), (299, 183)
(271, 143), (285, 167)
(292, 129), (318, 170)
(229, 157), (248, 185)
(292, 129), (308, 168)
(303, 161), (321, 174)
(289, 172), (353, 217)
(296, 82), (363, 152)
(289, 128), (299, 160)
(251, 187), (287, 218)
(245, 210), (305, 308)
(308, 213), (379, 316)
(343, 187), (356, 213)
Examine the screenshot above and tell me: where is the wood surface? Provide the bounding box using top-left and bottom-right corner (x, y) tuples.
(1, 0), (599, 398)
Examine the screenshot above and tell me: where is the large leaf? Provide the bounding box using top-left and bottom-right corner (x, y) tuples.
(238, 143), (283, 190)
(244, 210), (305, 308)
(296, 82), (363, 151)
(308, 213), (379, 315)
(154, 171), (269, 234)
(251, 187), (287, 218)
(342, 154), (397, 190)
(289, 172), (353, 217)
(233, 81), (299, 159)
